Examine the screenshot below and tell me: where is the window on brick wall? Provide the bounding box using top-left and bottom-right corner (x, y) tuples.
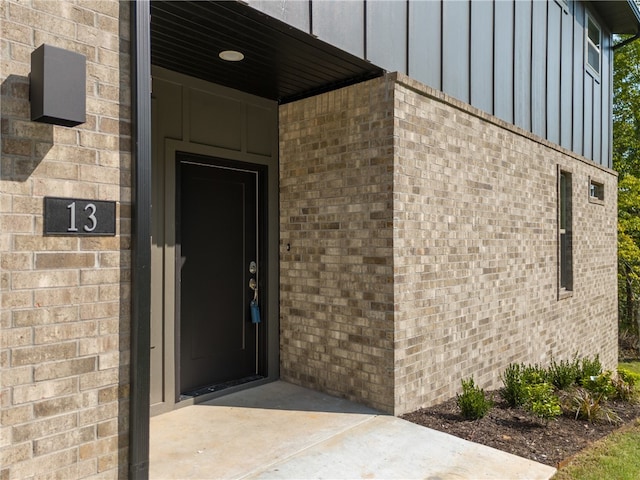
(559, 169), (573, 296)
(589, 177), (604, 204)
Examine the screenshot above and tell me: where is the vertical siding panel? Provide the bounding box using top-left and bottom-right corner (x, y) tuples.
(366, 0), (408, 73)
(514, 0), (532, 131)
(593, 75), (602, 164)
(572, 1), (584, 156)
(312, 1), (365, 58)
(442, 0), (470, 103)
(531, 0), (547, 138)
(247, 0), (311, 33)
(584, 78), (593, 159)
(408, 0), (442, 90)
(560, 1), (573, 150)
(494, 0), (514, 123)
(470, 0), (494, 114)
(601, 31), (612, 168)
(547, 2), (562, 145)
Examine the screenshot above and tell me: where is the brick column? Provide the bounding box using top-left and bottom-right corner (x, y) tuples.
(1, 1), (132, 478)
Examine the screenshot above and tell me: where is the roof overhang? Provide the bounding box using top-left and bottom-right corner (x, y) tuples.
(150, 1), (384, 104)
(590, 0), (640, 34)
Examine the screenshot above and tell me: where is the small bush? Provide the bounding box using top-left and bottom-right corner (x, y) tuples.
(522, 364), (549, 385)
(501, 363), (551, 407)
(501, 363), (527, 407)
(582, 371), (617, 400)
(548, 356), (580, 390)
(457, 377), (493, 420)
(524, 382), (562, 421)
(617, 367), (640, 387)
(578, 354), (602, 382)
(612, 375), (639, 402)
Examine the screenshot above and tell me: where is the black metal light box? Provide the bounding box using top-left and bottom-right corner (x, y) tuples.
(30, 44), (86, 127)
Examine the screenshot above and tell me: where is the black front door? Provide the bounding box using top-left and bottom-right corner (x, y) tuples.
(177, 153), (263, 397)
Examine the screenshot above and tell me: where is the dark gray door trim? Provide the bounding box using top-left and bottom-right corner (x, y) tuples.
(130, 1), (152, 478)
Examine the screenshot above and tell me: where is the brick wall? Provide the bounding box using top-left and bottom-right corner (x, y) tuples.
(1, 1), (131, 478)
(279, 73), (618, 415)
(279, 77), (397, 412)
(392, 75), (617, 414)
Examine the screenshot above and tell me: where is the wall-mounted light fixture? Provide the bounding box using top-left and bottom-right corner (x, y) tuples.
(30, 44), (86, 127)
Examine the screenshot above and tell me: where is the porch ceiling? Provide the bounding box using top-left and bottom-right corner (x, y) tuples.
(150, 1), (384, 104)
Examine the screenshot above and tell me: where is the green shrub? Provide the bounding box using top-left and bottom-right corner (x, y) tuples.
(457, 377), (493, 420)
(522, 364), (549, 385)
(618, 367), (640, 387)
(582, 371), (617, 400)
(547, 356), (580, 390)
(501, 363), (527, 407)
(612, 375), (639, 402)
(578, 354), (602, 382)
(524, 382), (562, 421)
(612, 369), (640, 402)
(501, 363), (550, 407)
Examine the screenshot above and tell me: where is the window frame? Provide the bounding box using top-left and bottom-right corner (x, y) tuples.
(585, 12), (601, 79)
(558, 167), (573, 298)
(588, 176), (604, 205)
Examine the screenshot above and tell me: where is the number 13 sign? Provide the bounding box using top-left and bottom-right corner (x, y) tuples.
(44, 197), (116, 236)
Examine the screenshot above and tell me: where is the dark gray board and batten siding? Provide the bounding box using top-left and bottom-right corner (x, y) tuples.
(247, 0), (614, 168)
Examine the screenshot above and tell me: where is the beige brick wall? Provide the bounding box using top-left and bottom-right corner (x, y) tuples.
(279, 73), (618, 415)
(279, 77), (397, 412)
(392, 75), (617, 414)
(1, 1), (131, 478)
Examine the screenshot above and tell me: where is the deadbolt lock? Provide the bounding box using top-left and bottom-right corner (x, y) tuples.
(249, 261), (257, 274)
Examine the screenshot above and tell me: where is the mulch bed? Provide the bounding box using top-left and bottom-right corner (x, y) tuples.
(402, 391), (640, 468)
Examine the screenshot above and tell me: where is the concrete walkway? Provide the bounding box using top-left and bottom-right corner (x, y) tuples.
(149, 381), (556, 480)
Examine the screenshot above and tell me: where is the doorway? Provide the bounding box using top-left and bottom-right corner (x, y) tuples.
(176, 154), (266, 398)
(149, 67), (280, 416)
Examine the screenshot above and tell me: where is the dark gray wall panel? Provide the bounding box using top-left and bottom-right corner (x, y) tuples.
(312, 1), (365, 58)
(408, 0), (442, 90)
(560, 1), (574, 150)
(244, 0), (614, 166)
(366, 1), (407, 73)
(547, 2), (562, 145)
(470, 1), (493, 114)
(494, 0), (514, 123)
(442, 0), (470, 103)
(601, 32), (612, 168)
(531, 0), (547, 138)
(572, 1), (584, 156)
(514, 0), (532, 131)
(247, 0), (310, 33)
(583, 78), (593, 159)
(592, 76), (602, 164)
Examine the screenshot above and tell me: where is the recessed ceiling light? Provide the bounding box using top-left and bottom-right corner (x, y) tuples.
(219, 50), (244, 62)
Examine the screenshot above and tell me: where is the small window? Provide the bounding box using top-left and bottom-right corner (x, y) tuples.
(586, 14), (601, 76)
(559, 169), (573, 296)
(589, 177), (604, 204)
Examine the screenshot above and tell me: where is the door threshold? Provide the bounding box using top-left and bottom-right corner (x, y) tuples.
(180, 375), (265, 401)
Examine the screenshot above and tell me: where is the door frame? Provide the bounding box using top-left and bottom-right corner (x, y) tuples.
(150, 139), (279, 416)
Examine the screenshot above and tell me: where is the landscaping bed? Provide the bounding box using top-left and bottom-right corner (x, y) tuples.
(402, 391), (640, 467)
(402, 359), (640, 468)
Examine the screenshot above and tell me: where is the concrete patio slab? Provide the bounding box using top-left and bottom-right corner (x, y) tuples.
(149, 381), (556, 480)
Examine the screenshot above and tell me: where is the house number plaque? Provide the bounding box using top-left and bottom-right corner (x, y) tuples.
(44, 197), (116, 236)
